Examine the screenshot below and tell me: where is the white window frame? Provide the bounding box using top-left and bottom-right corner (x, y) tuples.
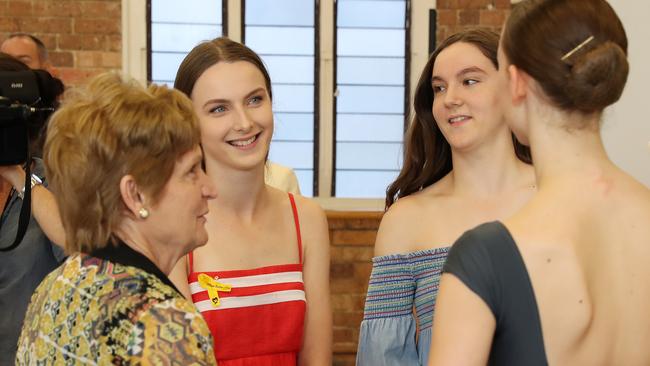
(122, 0), (436, 211)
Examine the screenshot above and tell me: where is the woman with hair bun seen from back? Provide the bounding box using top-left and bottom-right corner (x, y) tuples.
(15, 73), (218, 365)
(170, 37), (332, 365)
(356, 28), (535, 365)
(429, 0), (650, 365)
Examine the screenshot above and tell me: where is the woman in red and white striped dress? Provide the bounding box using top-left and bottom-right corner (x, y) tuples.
(170, 37), (332, 366)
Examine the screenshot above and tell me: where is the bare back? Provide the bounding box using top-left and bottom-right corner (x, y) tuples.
(507, 169), (650, 365)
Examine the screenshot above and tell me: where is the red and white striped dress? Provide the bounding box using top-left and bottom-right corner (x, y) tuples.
(188, 193), (306, 366)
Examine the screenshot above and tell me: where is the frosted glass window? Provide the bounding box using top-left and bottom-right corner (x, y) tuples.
(336, 86), (404, 114)
(150, 1), (223, 86)
(337, 57), (405, 85)
(337, 29), (405, 57)
(338, 0), (405, 28)
(268, 142), (314, 170)
(335, 0), (407, 198)
(245, 0), (313, 26)
(337, 114), (405, 142)
(336, 142), (402, 170)
(263, 56), (314, 84)
(335, 171), (400, 198)
(245, 0), (316, 196)
(274, 113), (315, 141)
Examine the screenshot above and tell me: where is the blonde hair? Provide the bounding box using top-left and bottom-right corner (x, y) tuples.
(44, 73), (201, 253)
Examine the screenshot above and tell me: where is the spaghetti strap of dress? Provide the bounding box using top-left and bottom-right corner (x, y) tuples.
(188, 251), (194, 273)
(288, 193), (303, 265)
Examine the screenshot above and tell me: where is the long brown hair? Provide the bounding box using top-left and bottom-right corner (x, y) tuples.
(385, 28), (531, 209)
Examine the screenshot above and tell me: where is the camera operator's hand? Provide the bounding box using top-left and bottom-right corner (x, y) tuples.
(0, 164), (65, 248)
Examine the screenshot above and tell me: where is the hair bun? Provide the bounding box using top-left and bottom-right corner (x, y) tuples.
(566, 41), (629, 113)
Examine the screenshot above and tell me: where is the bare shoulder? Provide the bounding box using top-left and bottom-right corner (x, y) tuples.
(290, 194), (329, 255)
(374, 185), (449, 257)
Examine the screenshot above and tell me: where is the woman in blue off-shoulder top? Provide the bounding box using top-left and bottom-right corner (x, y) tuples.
(356, 28), (536, 366)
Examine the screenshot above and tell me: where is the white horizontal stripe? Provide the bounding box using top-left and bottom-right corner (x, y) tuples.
(195, 289), (306, 312)
(190, 271), (303, 294)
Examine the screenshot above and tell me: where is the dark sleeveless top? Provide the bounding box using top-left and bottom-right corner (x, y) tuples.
(444, 221), (548, 366)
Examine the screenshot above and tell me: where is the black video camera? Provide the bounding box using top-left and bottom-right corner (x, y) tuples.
(0, 70), (63, 166)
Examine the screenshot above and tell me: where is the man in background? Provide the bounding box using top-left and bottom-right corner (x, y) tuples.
(1, 33), (53, 72)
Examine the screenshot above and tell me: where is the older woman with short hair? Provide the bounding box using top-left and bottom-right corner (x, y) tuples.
(15, 73), (218, 365)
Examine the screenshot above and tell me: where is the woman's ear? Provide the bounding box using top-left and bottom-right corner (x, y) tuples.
(119, 175), (147, 218)
(508, 64), (529, 105)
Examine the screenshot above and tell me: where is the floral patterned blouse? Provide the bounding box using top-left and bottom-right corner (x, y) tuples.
(15, 240), (217, 365)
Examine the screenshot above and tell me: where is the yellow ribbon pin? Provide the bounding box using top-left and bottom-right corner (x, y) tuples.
(198, 273), (232, 307)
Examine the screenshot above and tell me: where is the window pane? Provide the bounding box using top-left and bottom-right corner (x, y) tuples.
(337, 86), (404, 114)
(151, 23), (221, 53)
(273, 84), (314, 113)
(246, 0), (313, 26)
(262, 55), (314, 84)
(335, 171), (399, 198)
(152, 0), (221, 23)
(274, 113), (314, 141)
(335, 0), (407, 198)
(337, 57), (405, 85)
(151, 52), (186, 84)
(295, 170), (314, 197)
(269, 141), (314, 170)
(336, 142), (402, 170)
(337, 28), (404, 57)
(245, 0), (317, 196)
(337, 114), (404, 142)
(246, 27), (314, 55)
(338, 0), (405, 28)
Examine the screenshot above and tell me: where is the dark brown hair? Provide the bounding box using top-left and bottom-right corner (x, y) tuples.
(502, 0), (628, 115)
(174, 37), (272, 100)
(385, 28), (531, 208)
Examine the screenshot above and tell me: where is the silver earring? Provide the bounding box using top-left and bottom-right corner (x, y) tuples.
(139, 208), (149, 219)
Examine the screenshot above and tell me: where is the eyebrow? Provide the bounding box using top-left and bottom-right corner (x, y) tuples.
(431, 66), (487, 83)
(202, 87), (266, 109)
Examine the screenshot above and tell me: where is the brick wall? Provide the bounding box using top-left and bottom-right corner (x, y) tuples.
(328, 211), (382, 366)
(436, 0), (511, 43)
(0, 0), (121, 86)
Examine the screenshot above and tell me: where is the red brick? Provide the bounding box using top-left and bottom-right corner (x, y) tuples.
(49, 51), (73, 67)
(436, 0), (458, 9)
(56, 67), (100, 86)
(333, 311), (363, 327)
(75, 18), (120, 34)
(106, 35), (121, 52)
(458, 0), (492, 9)
(0, 17), (19, 33)
(58, 34), (103, 51)
(36, 34), (57, 51)
(330, 262), (354, 279)
(495, 0), (512, 9)
(437, 9), (457, 27)
(480, 9), (507, 27)
(18, 17), (72, 34)
(7, 1), (32, 17)
(79, 1), (121, 19)
(33, 2), (81, 17)
(331, 230), (377, 246)
(333, 354), (357, 366)
(101, 51), (120, 67)
(459, 9), (480, 25)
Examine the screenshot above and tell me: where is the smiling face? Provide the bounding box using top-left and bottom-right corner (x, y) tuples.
(431, 42), (506, 152)
(190, 61), (273, 171)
